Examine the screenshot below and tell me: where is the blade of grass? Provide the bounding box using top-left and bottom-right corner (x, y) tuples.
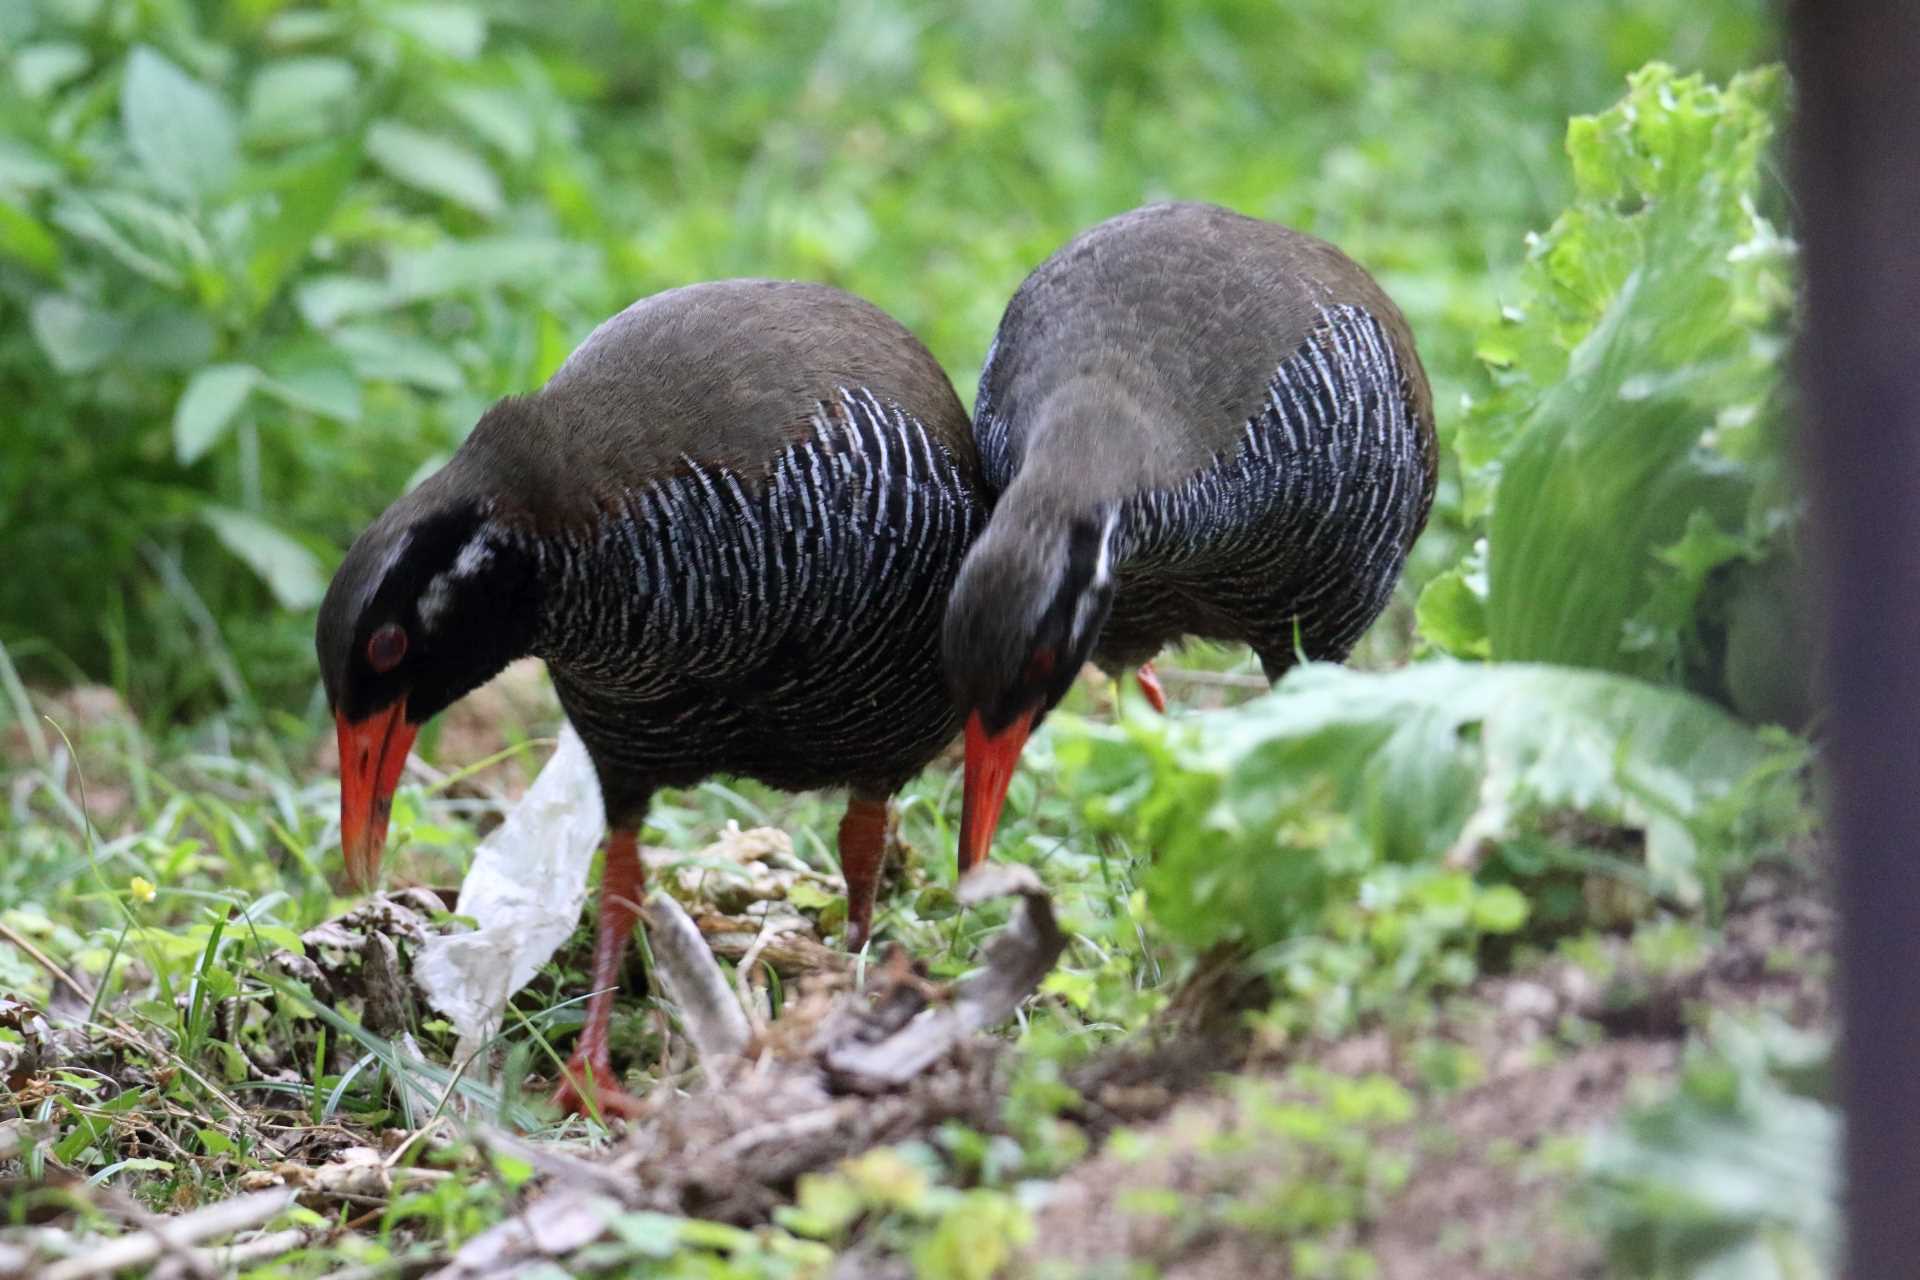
(0, 638), (47, 765)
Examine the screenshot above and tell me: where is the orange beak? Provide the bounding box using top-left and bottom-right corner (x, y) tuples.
(958, 708), (1035, 873)
(335, 700), (417, 890)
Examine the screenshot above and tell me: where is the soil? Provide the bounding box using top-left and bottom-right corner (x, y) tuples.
(1022, 868), (1833, 1280)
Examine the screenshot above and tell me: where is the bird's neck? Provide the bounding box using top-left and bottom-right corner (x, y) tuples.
(1007, 376), (1178, 506)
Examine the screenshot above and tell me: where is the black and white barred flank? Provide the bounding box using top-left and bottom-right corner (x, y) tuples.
(980, 304), (1433, 677)
(507, 388), (981, 804)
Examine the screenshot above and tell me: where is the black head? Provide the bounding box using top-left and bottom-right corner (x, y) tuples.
(942, 505), (1116, 733)
(941, 505), (1115, 872)
(316, 468), (541, 886)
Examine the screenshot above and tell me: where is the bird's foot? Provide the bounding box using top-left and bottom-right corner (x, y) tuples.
(549, 1050), (647, 1120)
(1136, 662), (1169, 713)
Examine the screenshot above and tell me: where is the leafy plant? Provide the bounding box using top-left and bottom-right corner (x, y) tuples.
(1584, 1016), (1837, 1279)
(778, 1145), (1034, 1278)
(1418, 65), (1806, 726)
(1053, 660), (1803, 956)
(0, 1), (605, 715)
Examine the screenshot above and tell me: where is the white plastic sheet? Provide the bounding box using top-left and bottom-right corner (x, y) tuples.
(415, 725), (604, 1068)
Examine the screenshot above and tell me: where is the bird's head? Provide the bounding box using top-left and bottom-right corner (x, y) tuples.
(316, 467), (540, 889)
(941, 504), (1116, 872)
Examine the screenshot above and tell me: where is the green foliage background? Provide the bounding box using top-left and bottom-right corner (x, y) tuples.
(1, 0), (1775, 724)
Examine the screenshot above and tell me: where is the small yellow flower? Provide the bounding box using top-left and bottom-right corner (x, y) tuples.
(129, 876), (156, 904)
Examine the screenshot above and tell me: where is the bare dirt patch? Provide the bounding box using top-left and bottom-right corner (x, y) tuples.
(1025, 869), (1834, 1280)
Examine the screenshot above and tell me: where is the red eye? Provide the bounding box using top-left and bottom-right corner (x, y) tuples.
(366, 624), (407, 673)
(1024, 647), (1057, 682)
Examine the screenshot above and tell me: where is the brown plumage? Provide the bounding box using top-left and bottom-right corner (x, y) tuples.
(317, 280), (986, 1115)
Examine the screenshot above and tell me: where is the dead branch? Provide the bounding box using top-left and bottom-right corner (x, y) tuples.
(421, 865), (1065, 1278)
(642, 892), (752, 1065)
(36, 1189), (296, 1280)
(822, 863), (1066, 1088)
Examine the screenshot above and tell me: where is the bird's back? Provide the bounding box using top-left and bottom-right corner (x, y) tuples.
(976, 202), (1433, 500)
(453, 279), (977, 525)
(428, 280), (986, 803)
(972, 203), (1436, 676)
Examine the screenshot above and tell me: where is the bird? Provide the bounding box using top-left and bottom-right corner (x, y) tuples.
(316, 279), (986, 1115)
(942, 201), (1436, 871)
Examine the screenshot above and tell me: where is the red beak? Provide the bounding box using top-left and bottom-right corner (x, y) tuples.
(958, 708), (1035, 874)
(336, 701), (417, 890)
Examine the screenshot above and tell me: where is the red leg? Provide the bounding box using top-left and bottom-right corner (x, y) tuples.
(1136, 662), (1169, 714)
(551, 828), (648, 1119)
(839, 793), (892, 951)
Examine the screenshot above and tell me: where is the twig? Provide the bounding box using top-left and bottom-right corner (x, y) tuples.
(731, 914), (798, 1036)
(711, 1099), (856, 1162)
(641, 892), (751, 1066)
(0, 918), (89, 1002)
(201, 1226), (314, 1270)
(92, 1185), (216, 1280)
(822, 863), (1066, 1086)
(468, 1125), (632, 1199)
(38, 1188), (296, 1280)
(1154, 665), (1269, 689)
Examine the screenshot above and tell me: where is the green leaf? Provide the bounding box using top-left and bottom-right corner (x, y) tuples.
(387, 236), (578, 296)
(326, 324), (466, 392)
(239, 135), (364, 313)
(1436, 66), (1796, 706)
(264, 10), (344, 46)
(778, 1172), (867, 1240)
(366, 120), (502, 216)
(173, 364), (260, 464)
(912, 1189), (1033, 1280)
(1058, 660), (1802, 952)
(785, 879), (837, 913)
(294, 237), (580, 327)
(13, 42), (90, 98)
(261, 342), (362, 423)
(439, 85), (536, 160)
(244, 56), (359, 144)
(120, 46), (239, 202)
(607, 1210), (684, 1259)
(29, 294), (127, 374)
(88, 1156), (174, 1185)
(0, 199), (60, 276)
(120, 305), (216, 371)
(293, 275), (397, 327)
(0, 138), (62, 191)
(1585, 1017), (1837, 1277)
(1415, 540), (1490, 659)
(383, 4), (488, 59)
(1470, 884), (1529, 934)
(50, 190), (210, 289)
(201, 506), (326, 608)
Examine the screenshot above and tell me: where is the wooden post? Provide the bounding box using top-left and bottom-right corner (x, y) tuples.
(1788, 3), (1920, 1272)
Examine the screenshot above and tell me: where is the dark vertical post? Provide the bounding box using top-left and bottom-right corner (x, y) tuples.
(1789, 3), (1920, 1272)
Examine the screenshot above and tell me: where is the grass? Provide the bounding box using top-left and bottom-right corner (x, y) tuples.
(0, 649), (1831, 1277)
(0, 669), (1165, 1275)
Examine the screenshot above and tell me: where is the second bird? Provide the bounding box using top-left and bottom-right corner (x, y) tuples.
(943, 201), (1437, 868)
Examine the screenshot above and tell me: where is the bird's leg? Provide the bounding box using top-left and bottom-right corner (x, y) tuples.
(551, 828), (648, 1119)
(1135, 661), (1169, 713)
(838, 792), (893, 952)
